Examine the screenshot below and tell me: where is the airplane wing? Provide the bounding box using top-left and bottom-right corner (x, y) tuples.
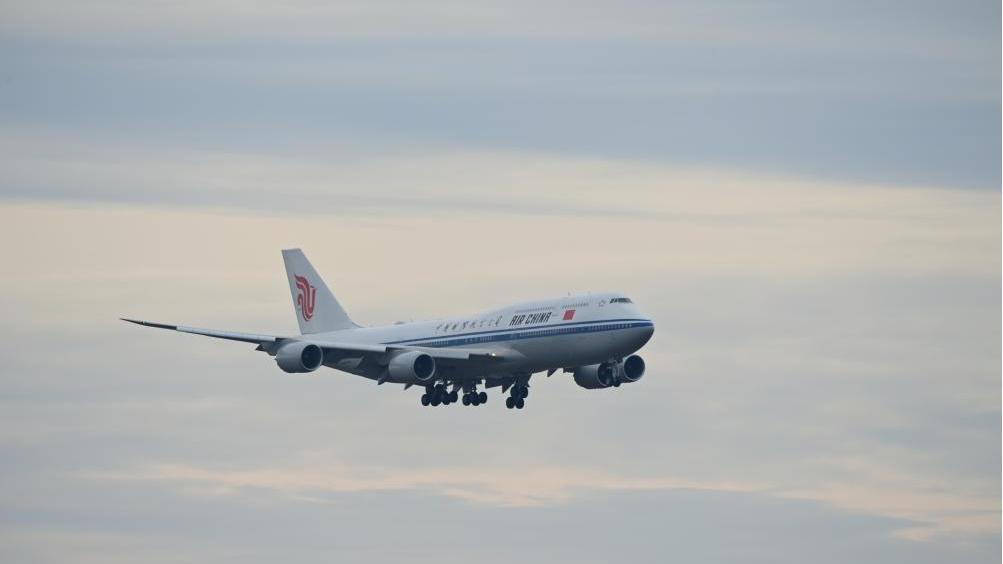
(298, 339), (507, 382)
(121, 318), (278, 345)
(121, 318), (507, 380)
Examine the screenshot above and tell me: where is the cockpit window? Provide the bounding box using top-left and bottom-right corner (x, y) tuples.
(610, 297), (633, 304)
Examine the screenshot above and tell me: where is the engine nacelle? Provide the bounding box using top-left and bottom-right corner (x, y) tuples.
(573, 356), (645, 389)
(573, 362), (616, 389)
(620, 355), (645, 383)
(275, 341), (324, 373)
(388, 350), (436, 383)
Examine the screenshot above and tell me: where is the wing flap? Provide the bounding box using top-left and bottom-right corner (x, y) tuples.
(305, 339), (505, 362)
(393, 345), (504, 361)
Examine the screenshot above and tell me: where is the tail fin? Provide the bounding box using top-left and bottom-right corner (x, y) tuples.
(281, 249), (359, 334)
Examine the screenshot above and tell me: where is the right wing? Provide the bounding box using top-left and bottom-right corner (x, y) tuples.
(122, 318), (512, 381)
(308, 340), (510, 382)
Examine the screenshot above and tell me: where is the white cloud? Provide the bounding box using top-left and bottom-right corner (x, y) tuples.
(89, 453), (998, 542)
(92, 461), (765, 507)
(0, 180), (996, 549)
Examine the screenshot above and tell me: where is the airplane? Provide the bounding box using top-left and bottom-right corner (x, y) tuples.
(123, 249), (655, 409)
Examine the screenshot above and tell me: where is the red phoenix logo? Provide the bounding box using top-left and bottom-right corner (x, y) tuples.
(295, 275), (316, 321)
(563, 309), (576, 320)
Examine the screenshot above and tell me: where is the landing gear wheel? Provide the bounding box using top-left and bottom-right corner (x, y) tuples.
(478, 391), (487, 404)
(421, 394), (430, 406)
(431, 384), (448, 405)
(505, 397), (514, 409)
(462, 394), (470, 406)
(449, 391), (459, 403)
(515, 398), (525, 409)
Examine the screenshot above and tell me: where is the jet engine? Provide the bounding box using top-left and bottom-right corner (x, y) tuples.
(620, 355), (645, 383)
(275, 341), (324, 373)
(573, 355), (645, 389)
(388, 350), (436, 383)
(573, 362), (616, 389)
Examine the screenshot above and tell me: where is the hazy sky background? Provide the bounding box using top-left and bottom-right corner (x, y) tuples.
(0, 1), (999, 562)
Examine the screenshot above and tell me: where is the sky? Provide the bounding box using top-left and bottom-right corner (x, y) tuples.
(0, 1), (1000, 562)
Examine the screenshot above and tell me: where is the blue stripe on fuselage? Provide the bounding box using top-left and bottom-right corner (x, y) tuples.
(381, 318), (654, 349)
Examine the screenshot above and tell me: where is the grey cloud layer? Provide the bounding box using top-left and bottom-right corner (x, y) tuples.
(1, 0), (999, 189)
(0, 196), (998, 561)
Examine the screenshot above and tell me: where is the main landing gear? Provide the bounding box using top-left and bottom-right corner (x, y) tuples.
(420, 383), (486, 407)
(420, 383), (458, 407)
(461, 390), (488, 406)
(505, 384), (528, 409)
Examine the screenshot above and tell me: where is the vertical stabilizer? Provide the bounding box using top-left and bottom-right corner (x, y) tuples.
(281, 249), (359, 334)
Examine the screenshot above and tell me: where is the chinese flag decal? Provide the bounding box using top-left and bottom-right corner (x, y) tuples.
(563, 309), (576, 320)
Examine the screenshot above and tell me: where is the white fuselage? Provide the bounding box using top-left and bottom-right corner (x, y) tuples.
(307, 292), (655, 382)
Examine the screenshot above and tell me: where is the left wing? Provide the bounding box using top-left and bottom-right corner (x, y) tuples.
(121, 318), (278, 345)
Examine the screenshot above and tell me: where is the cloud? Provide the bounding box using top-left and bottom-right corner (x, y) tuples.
(2, 1), (998, 188)
(0, 2), (997, 560)
(3, 475), (996, 564)
(91, 461), (764, 507)
(2, 0), (997, 58)
(0, 135), (997, 285)
(88, 455), (999, 541)
(0, 182), (996, 559)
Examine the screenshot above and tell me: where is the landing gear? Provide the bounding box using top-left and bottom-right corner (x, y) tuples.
(462, 390), (488, 406)
(506, 384), (528, 409)
(457, 382), (488, 407)
(420, 383), (456, 407)
(421, 383), (486, 407)
(419, 379), (532, 410)
(505, 396), (525, 409)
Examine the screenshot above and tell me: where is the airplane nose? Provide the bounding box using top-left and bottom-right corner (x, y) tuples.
(638, 320), (654, 345)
